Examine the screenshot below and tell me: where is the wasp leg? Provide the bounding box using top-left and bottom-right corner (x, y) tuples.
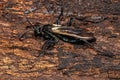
(55, 18), (60, 25)
(39, 32), (59, 56)
(55, 6), (64, 24)
(68, 16), (87, 26)
(42, 40), (57, 51)
(81, 39), (114, 58)
(40, 40), (58, 56)
(68, 17), (74, 26)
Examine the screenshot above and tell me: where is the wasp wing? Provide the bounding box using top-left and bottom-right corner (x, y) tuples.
(51, 26), (96, 43)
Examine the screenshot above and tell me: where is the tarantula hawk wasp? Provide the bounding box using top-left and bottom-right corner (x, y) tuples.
(19, 9), (114, 58)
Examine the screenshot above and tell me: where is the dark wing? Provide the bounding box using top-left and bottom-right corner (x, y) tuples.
(51, 26), (96, 43)
(51, 26), (83, 35)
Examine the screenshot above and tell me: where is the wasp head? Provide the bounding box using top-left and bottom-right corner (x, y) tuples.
(33, 23), (43, 37)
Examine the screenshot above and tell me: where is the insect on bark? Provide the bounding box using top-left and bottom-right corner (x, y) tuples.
(19, 7), (114, 58)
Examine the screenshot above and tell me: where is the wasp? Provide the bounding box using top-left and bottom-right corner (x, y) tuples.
(19, 16), (97, 56)
(19, 7), (114, 58)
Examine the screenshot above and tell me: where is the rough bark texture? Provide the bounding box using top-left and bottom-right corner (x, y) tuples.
(0, 0), (120, 80)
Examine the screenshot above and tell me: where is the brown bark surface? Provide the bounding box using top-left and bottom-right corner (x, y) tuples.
(0, 0), (120, 80)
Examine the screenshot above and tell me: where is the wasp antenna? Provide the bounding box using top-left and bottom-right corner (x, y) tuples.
(19, 13), (33, 40)
(24, 14), (33, 26)
(24, 14), (35, 29)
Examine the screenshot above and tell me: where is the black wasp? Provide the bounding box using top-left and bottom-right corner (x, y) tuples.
(19, 8), (114, 58)
(20, 16), (96, 56)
